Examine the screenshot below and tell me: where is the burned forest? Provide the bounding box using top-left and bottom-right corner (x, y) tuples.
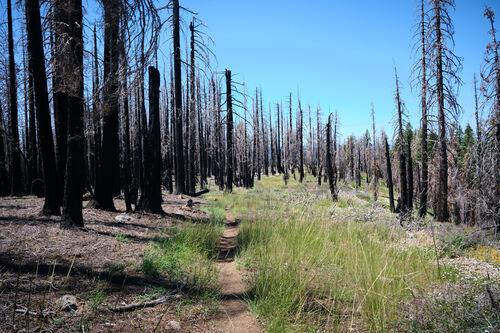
(0, 0), (499, 332)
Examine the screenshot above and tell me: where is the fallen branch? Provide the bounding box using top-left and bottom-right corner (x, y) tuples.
(192, 189), (209, 197)
(109, 281), (186, 313)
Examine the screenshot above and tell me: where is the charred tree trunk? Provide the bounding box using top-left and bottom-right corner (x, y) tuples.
(7, 0), (23, 195)
(90, 0), (120, 211)
(419, 0), (429, 217)
(407, 132), (414, 210)
(395, 69), (408, 213)
(27, 47), (37, 194)
(121, 45), (132, 212)
(356, 146), (361, 188)
(0, 103), (9, 196)
(434, 1), (449, 222)
(137, 67), (163, 213)
(91, 26), (101, 193)
(385, 136), (395, 212)
(298, 101), (304, 182)
(187, 20), (196, 195)
(172, 0), (185, 194)
(225, 70), (233, 193)
(25, 0), (60, 215)
(317, 107), (322, 186)
(61, 0), (84, 228)
(276, 104), (282, 174)
(270, 108), (275, 175)
(262, 92), (268, 176)
(326, 114), (337, 201)
(53, 0), (69, 200)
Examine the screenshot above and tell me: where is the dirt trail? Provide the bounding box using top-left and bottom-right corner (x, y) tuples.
(212, 205), (262, 332)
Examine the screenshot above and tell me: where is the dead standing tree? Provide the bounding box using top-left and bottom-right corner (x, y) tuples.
(89, 0), (121, 211)
(137, 67), (163, 213)
(7, 0), (23, 195)
(326, 113), (337, 201)
(412, 0), (430, 217)
(394, 67), (408, 214)
(25, 0), (60, 215)
(172, 0), (185, 194)
(427, 0), (462, 222)
(61, 0), (85, 228)
(384, 133), (395, 212)
(479, 7), (500, 231)
(225, 69), (233, 192)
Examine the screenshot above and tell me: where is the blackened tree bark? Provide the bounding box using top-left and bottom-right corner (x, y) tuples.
(90, 0), (120, 211)
(137, 67), (163, 213)
(61, 0), (84, 228)
(25, 0), (60, 215)
(120, 35), (132, 212)
(91, 26), (101, 192)
(225, 70), (233, 192)
(53, 0), (69, 200)
(326, 114), (337, 201)
(356, 146), (361, 188)
(0, 103), (9, 196)
(7, 0), (23, 195)
(172, 0), (185, 194)
(187, 19), (196, 195)
(418, 0), (429, 217)
(407, 129), (414, 210)
(395, 68), (408, 213)
(385, 136), (395, 212)
(270, 107), (275, 175)
(27, 48), (37, 194)
(276, 104), (282, 174)
(198, 78), (206, 189)
(298, 101), (304, 182)
(316, 107), (322, 186)
(434, 0), (449, 221)
(262, 92), (268, 176)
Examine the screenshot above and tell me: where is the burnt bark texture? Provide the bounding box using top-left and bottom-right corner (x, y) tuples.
(25, 0), (60, 215)
(172, 0), (185, 194)
(137, 67), (163, 213)
(90, 0), (121, 211)
(61, 0), (85, 228)
(7, 0), (23, 195)
(225, 69), (233, 193)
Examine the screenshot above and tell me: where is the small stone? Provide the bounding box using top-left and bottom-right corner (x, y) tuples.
(115, 214), (133, 222)
(57, 295), (78, 312)
(166, 320), (181, 331)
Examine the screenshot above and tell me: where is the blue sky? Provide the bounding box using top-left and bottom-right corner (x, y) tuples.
(180, 0), (499, 139)
(2, 0), (498, 141)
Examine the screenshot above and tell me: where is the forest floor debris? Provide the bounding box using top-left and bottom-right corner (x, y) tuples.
(0, 194), (221, 332)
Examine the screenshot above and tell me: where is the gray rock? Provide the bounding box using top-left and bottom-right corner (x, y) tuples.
(115, 214), (133, 222)
(166, 320), (181, 331)
(57, 295), (78, 312)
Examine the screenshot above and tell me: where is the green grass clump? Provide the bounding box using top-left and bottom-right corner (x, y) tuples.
(439, 232), (476, 259)
(142, 222), (223, 294)
(114, 232), (128, 242)
(207, 174), (446, 331)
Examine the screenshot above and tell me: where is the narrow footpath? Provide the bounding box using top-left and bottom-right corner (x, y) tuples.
(211, 205), (262, 332)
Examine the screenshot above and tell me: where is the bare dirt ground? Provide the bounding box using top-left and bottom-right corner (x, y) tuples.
(0, 194), (228, 332)
(210, 206), (262, 333)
